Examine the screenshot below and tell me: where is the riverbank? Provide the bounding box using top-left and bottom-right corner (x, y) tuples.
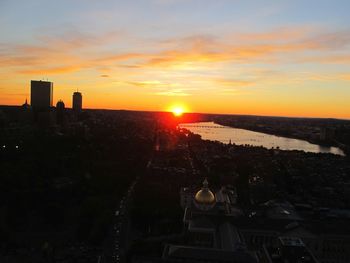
(213, 120), (349, 156)
(179, 122), (345, 156)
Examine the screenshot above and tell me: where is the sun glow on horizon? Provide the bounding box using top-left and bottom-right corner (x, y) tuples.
(169, 104), (187, 117)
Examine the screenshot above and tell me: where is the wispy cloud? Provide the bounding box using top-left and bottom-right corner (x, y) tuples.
(214, 79), (255, 87)
(298, 54), (350, 64)
(233, 26), (315, 42)
(154, 89), (191, 96)
(126, 80), (178, 88)
(18, 65), (83, 74)
(2, 27), (350, 76)
(0, 30), (122, 74)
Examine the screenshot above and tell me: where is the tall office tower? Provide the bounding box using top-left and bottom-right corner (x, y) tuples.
(30, 80), (53, 109)
(72, 91), (82, 112)
(56, 100), (65, 125)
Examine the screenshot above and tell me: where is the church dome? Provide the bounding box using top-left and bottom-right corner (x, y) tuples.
(194, 179), (216, 210)
(56, 100), (65, 109)
(195, 189), (215, 204)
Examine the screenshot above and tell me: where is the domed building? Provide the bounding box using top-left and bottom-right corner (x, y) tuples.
(164, 180), (257, 262)
(194, 178), (216, 211)
(56, 100), (65, 110)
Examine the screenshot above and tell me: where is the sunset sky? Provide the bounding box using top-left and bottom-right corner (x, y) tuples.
(1, 0), (350, 118)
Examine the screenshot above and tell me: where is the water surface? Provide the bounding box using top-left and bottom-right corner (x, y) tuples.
(179, 122), (345, 156)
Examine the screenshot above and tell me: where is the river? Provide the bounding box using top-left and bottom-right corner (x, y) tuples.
(179, 122), (345, 156)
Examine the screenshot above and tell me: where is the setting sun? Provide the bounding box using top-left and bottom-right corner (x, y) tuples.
(172, 107), (184, 117)
(169, 105), (187, 117)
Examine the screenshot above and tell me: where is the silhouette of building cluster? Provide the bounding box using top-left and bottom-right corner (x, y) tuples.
(28, 79), (83, 113)
(20, 80), (84, 126)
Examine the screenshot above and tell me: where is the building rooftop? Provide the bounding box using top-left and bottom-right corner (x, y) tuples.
(263, 237), (319, 263)
(163, 244), (258, 263)
(218, 222), (243, 251)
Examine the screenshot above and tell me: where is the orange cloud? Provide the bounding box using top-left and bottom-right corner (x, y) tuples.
(299, 55), (350, 64)
(339, 73), (350, 80)
(214, 79), (255, 87)
(1, 27), (350, 77)
(154, 89), (190, 96)
(125, 80), (175, 87)
(238, 27), (310, 42)
(18, 65), (83, 74)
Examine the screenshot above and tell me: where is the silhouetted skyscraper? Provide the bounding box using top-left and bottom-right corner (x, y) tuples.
(72, 91), (82, 112)
(56, 100), (65, 125)
(30, 80), (53, 109)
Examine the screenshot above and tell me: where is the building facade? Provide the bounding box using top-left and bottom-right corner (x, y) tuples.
(30, 80), (53, 109)
(72, 92), (82, 112)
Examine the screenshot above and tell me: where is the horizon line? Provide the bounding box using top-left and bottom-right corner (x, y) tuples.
(1, 104), (349, 121)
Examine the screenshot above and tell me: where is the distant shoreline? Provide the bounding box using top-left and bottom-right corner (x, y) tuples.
(1, 105), (349, 121)
(212, 120), (348, 156)
(180, 121), (347, 156)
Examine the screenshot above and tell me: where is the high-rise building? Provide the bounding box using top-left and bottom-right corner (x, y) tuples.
(30, 80), (53, 109)
(56, 100), (65, 125)
(72, 91), (82, 112)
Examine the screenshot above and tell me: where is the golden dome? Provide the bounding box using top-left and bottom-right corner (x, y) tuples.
(195, 189), (215, 204)
(194, 178), (216, 205)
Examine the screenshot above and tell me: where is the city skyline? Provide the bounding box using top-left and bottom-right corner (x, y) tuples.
(1, 0), (350, 118)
